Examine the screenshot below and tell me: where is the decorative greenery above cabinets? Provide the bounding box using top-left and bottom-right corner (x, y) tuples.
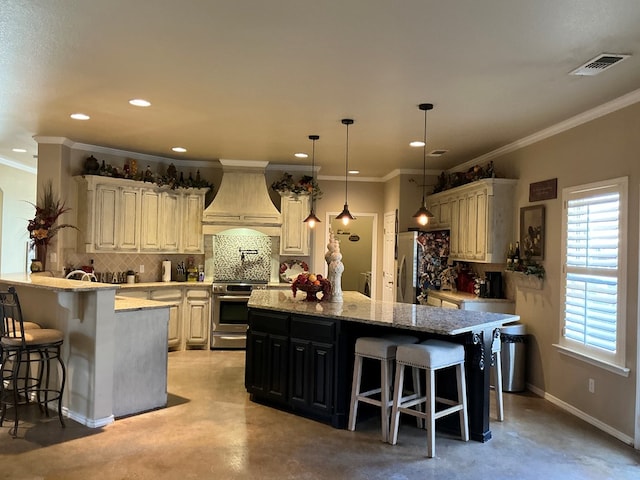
(271, 173), (322, 200)
(83, 156), (214, 191)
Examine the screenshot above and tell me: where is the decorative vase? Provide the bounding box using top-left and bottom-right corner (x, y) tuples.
(325, 229), (344, 303)
(35, 244), (47, 271)
(30, 259), (43, 273)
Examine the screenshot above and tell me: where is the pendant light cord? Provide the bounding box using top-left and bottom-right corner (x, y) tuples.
(311, 137), (316, 209)
(422, 107), (427, 205)
(344, 122), (349, 203)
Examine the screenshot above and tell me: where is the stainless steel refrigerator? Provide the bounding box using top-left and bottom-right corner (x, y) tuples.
(396, 230), (450, 304)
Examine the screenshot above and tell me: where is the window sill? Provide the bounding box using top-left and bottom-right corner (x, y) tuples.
(553, 344), (630, 377)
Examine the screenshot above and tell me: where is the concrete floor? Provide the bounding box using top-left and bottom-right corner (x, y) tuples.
(1, 349), (638, 479)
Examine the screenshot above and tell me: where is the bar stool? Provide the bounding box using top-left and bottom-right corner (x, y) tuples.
(348, 334), (419, 442)
(389, 339), (469, 458)
(491, 329), (504, 421)
(0, 287), (66, 437)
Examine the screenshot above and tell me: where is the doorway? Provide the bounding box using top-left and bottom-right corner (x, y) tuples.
(326, 212), (377, 299)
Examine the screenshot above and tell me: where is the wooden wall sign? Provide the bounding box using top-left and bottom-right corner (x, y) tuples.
(529, 178), (557, 202)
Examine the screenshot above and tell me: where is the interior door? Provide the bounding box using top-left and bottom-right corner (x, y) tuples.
(382, 211), (396, 302)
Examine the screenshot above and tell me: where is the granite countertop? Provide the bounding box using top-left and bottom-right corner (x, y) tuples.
(0, 273), (118, 292)
(119, 281), (211, 289)
(426, 290), (514, 305)
(248, 290), (519, 336)
(114, 295), (172, 312)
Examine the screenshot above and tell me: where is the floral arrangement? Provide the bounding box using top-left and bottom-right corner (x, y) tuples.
(27, 182), (78, 249)
(291, 273), (331, 301)
(271, 173), (323, 200)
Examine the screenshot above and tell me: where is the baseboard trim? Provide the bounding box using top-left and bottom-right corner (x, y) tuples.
(63, 408), (114, 429)
(526, 382), (634, 447)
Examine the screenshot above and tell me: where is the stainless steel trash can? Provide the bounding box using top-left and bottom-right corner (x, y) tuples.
(500, 323), (526, 392)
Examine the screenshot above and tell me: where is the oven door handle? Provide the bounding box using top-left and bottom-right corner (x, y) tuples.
(215, 295), (251, 302)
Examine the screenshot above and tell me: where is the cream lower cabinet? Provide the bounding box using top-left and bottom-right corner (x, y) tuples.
(184, 288), (210, 348)
(75, 175), (207, 253)
(119, 286), (210, 350)
(426, 178), (516, 263)
(150, 288), (184, 350)
(280, 194), (310, 255)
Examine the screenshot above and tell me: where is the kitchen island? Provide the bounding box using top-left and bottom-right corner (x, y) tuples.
(0, 274), (169, 427)
(247, 290), (520, 442)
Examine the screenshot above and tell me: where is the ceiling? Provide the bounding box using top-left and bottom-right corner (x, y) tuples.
(2, 0), (640, 178)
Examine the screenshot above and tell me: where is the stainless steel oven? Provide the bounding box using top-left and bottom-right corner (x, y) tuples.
(211, 282), (265, 349)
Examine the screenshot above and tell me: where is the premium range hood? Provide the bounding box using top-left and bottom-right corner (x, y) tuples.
(202, 159), (282, 236)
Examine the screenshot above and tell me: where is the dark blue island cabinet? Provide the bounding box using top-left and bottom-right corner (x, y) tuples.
(246, 309), (352, 428)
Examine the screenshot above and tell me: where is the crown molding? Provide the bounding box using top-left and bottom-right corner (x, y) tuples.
(450, 87), (640, 173)
(0, 156), (37, 174)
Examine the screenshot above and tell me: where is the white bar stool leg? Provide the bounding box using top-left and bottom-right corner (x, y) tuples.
(389, 361), (405, 446)
(348, 354), (363, 432)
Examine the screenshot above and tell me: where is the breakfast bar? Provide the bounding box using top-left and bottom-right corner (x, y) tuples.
(0, 274), (170, 427)
(247, 290), (520, 442)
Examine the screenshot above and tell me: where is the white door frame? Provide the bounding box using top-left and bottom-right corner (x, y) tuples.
(325, 211), (377, 300)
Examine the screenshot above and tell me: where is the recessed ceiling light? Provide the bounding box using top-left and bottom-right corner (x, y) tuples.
(410, 141), (425, 147)
(129, 98), (151, 107)
(172, 147), (187, 153)
(12, 148), (27, 153)
(70, 113), (90, 120)
(348, 170), (360, 175)
(294, 152), (308, 158)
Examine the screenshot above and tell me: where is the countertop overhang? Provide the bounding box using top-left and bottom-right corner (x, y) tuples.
(0, 273), (118, 292)
(248, 290), (519, 336)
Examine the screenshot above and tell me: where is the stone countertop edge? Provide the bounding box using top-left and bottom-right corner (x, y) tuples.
(0, 273), (118, 292)
(248, 290), (519, 336)
(426, 290), (515, 304)
(119, 281), (211, 289)
(114, 296), (172, 312)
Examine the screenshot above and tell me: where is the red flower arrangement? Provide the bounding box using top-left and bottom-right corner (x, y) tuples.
(291, 273), (331, 301)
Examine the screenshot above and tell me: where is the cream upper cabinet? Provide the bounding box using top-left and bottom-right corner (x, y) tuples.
(140, 190), (162, 251)
(279, 194), (310, 256)
(426, 178), (516, 263)
(425, 196), (453, 229)
(75, 175), (207, 254)
(160, 191), (180, 252)
(183, 192), (205, 253)
(118, 187), (141, 251)
(94, 184), (119, 250)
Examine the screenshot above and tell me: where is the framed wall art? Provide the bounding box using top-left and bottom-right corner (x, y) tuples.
(520, 205), (545, 260)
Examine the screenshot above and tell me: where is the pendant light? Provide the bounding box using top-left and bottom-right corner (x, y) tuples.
(336, 118), (356, 225)
(412, 103), (434, 226)
(303, 134), (321, 228)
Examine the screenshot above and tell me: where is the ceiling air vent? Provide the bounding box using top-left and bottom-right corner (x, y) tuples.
(570, 53), (630, 76)
(429, 150), (448, 157)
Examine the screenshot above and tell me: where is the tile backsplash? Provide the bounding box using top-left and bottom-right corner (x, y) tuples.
(211, 234), (272, 282)
(66, 252), (204, 283)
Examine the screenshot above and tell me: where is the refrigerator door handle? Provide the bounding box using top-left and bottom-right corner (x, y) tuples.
(398, 255), (407, 301)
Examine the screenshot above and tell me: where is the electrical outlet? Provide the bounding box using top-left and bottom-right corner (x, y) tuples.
(588, 378), (595, 393)
(139, 264), (145, 273)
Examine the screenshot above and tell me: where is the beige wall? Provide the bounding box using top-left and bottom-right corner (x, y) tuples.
(0, 163), (37, 273)
(488, 101), (640, 440)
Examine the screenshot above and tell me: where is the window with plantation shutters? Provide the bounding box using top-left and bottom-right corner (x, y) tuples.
(560, 177), (627, 369)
